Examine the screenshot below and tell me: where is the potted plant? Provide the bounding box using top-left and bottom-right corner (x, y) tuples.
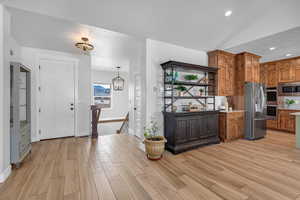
(165, 71), (179, 82)
(286, 99), (296, 108)
(184, 74), (198, 82)
(143, 121), (166, 160)
(174, 85), (187, 96)
(199, 88), (204, 96)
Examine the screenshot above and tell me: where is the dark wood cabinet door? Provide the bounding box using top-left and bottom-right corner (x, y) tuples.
(200, 114), (218, 139)
(175, 118), (189, 144)
(189, 118), (200, 141)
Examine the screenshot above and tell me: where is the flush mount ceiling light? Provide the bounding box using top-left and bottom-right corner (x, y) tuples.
(75, 37), (94, 52)
(112, 66), (125, 91)
(286, 53), (292, 57)
(269, 47), (276, 51)
(225, 10), (232, 17)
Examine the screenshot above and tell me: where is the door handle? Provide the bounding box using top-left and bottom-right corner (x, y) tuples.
(70, 107), (74, 111)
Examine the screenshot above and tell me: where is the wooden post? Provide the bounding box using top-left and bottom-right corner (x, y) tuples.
(91, 105), (102, 138)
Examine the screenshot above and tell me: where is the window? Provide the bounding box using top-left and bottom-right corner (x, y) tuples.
(93, 83), (112, 108)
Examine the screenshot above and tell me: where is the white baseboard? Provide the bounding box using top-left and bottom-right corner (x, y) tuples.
(31, 137), (39, 143)
(0, 165), (11, 183)
(76, 132), (91, 137)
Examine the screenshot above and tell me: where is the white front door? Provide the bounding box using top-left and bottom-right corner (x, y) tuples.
(134, 74), (142, 138)
(39, 59), (75, 140)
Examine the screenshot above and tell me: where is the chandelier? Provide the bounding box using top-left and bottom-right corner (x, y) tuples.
(75, 37), (94, 52)
(112, 66), (125, 91)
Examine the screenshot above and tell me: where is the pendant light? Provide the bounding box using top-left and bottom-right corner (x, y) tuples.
(112, 66), (125, 91)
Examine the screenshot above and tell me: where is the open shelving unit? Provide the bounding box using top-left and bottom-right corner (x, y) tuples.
(161, 61), (218, 113)
(161, 61), (220, 154)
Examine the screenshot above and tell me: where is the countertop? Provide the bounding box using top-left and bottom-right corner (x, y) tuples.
(291, 112), (300, 116)
(277, 107), (300, 111)
(219, 110), (244, 113)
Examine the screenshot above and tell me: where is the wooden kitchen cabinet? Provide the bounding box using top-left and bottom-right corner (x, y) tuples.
(260, 63), (278, 87)
(235, 52), (261, 97)
(260, 64), (267, 86)
(267, 63), (278, 87)
(243, 52), (261, 83)
(278, 61), (295, 83)
(261, 56), (300, 84)
(267, 119), (277, 129)
(219, 111), (244, 142)
(207, 50), (235, 96)
(277, 109), (296, 133)
(294, 58), (300, 81)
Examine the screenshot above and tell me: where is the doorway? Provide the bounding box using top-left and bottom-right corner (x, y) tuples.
(39, 58), (77, 140)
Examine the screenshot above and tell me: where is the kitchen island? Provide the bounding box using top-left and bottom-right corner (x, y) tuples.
(291, 112), (300, 148)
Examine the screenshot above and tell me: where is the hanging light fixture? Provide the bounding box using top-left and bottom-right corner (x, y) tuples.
(112, 66), (125, 91)
(75, 37), (94, 52)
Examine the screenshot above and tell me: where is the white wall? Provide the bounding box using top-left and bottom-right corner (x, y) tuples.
(92, 69), (129, 119)
(0, 5), (22, 183)
(128, 40), (147, 138)
(21, 47), (91, 141)
(146, 39), (208, 136)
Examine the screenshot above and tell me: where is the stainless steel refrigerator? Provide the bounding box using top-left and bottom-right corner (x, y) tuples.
(244, 82), (267, 140)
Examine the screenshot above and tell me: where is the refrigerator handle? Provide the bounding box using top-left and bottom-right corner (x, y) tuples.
(261, 86), (266, 109)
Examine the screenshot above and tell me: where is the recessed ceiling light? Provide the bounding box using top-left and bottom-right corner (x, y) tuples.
(286, 53), (292, 57)
(269, 47), (276, 51)
(225, 10), (232, 17)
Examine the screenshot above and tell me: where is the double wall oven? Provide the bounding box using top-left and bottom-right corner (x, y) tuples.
(266, 87), (277, 119)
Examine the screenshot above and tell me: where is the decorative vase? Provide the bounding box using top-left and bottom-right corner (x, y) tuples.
(144, 136), (167, 160)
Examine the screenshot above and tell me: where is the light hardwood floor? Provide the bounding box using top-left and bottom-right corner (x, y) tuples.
(1, 130), (300, 200)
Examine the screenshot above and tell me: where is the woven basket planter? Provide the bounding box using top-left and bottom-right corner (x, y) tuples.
(144, 136), (167, 160)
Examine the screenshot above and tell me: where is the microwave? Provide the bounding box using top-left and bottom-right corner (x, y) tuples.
(278, 82), (300, 96)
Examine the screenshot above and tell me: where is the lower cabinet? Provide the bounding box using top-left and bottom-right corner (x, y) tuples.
(277, 109), (296, 133)
(219, 111), (244, 142)
(267, 119), (278, 129)
(164, 111), (220, 154)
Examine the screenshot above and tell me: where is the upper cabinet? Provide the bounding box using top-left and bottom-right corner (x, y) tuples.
(207, 50), (235, 96)
(278, 60), (295, 83)
(261, 56), (300, 85)
(294, 58), (300, 82)
(260, 63), (267, 86)
(242, 52), (261, 83)
(267, 63), (278, 87)
(235, 52), (261, 95)
(260, 63), (278, 87)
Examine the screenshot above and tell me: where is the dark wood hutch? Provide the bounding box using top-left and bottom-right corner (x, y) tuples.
(161, 61), (220, 154)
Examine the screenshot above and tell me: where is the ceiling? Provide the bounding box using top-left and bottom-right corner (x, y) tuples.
(4, 0), (300, 51)
(227, 26), (300, 63)
(4, 0), (300, 63)
(8, 7), (140, 71)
